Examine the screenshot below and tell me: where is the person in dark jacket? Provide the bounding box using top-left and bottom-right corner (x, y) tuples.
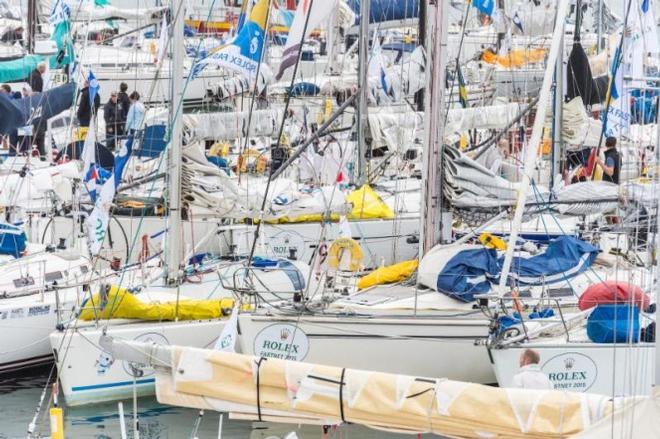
(29, 62), (46, 93)
(103, 91), (123, 150)
(77, 80), (101, 127)
(117, 82), (130, 122)
(596, 136), (621, 185)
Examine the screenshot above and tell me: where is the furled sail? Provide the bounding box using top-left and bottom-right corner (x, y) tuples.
(98, 337), (618, 438)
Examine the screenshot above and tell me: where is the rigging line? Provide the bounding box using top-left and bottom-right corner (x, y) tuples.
(246, 0), (321, 265)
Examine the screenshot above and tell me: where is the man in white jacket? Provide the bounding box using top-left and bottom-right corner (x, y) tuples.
(512, 349), (554, 390)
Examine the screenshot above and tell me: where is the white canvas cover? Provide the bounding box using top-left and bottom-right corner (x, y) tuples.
(184, 109), (282, 141)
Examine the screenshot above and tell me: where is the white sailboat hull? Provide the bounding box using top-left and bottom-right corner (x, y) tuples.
(53, 215), (421, 268)
(0, 290), (80, 373)
(490, 343), (656, 396)
(50, 319), (228, 406)
(237, 314), (495, 383)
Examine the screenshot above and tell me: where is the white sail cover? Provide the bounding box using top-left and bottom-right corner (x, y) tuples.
(553, 97), (602, 150)
(184, 110), (282, 141)
(443, 145), (620, 215)
(368, 109), (423, 152)
(182, 144), (349, 220)
(445, 102), (524, 138)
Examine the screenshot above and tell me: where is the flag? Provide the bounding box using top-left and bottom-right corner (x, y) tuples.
(156, 14), (168, 64)
(87, 70), (100, 107)
(113, 135), (134, 188)
(640, 0), (658, 54)
(85, 164), (112, 202)
(472, 0), (496, 17)
(512, 11), (524, 33)
(86, 173), (115, 255)
(275, 0), (339, 80)
(49, 0), (71, 26)
(603, 46), (630, 137)
(235, 0), (254, 35)
(191, 0), (271, 85)
(213, 305), (239, 351)
(80, 118), (96, 180)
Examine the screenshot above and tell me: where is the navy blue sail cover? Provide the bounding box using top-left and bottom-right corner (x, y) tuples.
(0, 82), (76, 136)
(437, 236), (599, 302)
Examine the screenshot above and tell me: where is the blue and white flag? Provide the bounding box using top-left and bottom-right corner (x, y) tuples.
(86, 173), (115, 256)
(84, 164), (112, 202)
(640, 0), (658, 54)
(87, 70), (100, 107)
(512, 11), (524, 33)
(604, 46), (630, 137)
(49, 0), (71, 26)
(213, 305), (239, 352)
(192, 0), (271, 84)
(113, 135), (133, 188)
(472, 0), (497, 17)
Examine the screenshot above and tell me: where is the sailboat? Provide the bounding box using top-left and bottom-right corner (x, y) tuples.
(487, 0), (659, 398)
(233, 0), (623, 384)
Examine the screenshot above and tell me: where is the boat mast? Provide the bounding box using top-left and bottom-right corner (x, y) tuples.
(551, 15), (565, 188)
(419, 0), (449, 256)
(166, 0), (184, 285)
(27, 0), (37, 53)
(356, 0), (370, 186)
(497, 0), (572, 294)
(414, 0), (426, 111)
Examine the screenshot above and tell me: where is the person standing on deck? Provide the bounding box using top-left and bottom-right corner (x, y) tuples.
(117, 82), (130, 132)
(28, 62), (46, 93)
(77, 80), (100, 128)
(596, 136), (621, 184)
(125, 91), (145, 135)
(103, 92), (122, 151)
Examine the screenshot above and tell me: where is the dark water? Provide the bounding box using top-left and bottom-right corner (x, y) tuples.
(0, 367), (439, 438)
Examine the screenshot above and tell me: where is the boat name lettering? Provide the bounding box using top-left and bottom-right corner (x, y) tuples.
(28, 305), (51, 317)
(254, 324), (309, 362)
(10, 308), (25, 319)
(541, 352), (597, 392)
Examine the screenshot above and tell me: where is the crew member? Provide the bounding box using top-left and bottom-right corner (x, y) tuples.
(511, 349), (553, 390)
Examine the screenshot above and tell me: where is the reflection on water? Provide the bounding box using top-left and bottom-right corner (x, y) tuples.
(0, 367), (440, 438)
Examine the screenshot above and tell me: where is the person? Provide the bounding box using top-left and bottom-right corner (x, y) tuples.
(103, 91), (123, 150)
(117, 82), (130, 123)
(511, 349), (553, 390)
(596, 136), (621, 184)
(0, 84), (11, 96)
(29, 62), (46, 93)
(125, 91), (145, 135)
(77, 80), (101, 127)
